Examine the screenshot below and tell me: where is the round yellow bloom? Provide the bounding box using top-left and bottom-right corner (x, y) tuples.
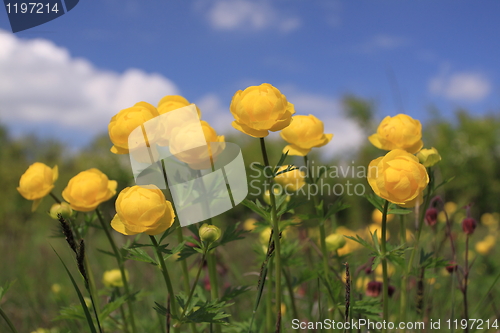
(371, 209), (394, 224)
(243, 218), (258, 231)
(325, 233), (346, 252)
(111, 185), (175, 236)
(367, 149), (429, 208)
(230, 83), (295, 137)
(108, 101), (159, 154)
(169, 120), (225, 169)
(103, 269), (128, 288)
(274, 166), (306, 192)
(62, 169), (117, 212)
(475, 235), (496, 255)
(157, 95), (201, 117)
(17, 162), (58, 202)
(368, 114), (423, 154)
(280, 114), (333, 156)
(51, 283), (62, 294)
(49, 202), (73, 220)
(417, 147), (442, 167)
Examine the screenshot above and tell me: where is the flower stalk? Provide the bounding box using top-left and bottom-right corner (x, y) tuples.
(259, 137), (282, 332)
(381, 200), (390, 331)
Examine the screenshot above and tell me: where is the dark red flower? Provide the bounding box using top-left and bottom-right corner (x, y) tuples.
(425, 207), (438, 226)
(462, 217), (477, 235)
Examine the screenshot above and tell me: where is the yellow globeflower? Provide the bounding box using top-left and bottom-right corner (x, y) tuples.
(274, 166), (306, 192)
(62, 169), (117, 212)
(280, 114), (333, 156)
(367, 149), (429, 208)
(108, 101), (159, 154)
(103, 269), (128, 288)
(369, 114), (423, 154)
(169, 120), (225, 170)
(157, 95), (201, 117)
(51, 283), (62, 294)
(325, 233), (346, 252)
(371, 209), (394, 224)
(111, 185), (175, 236)
(475, 235), (496, 255)
(417, 147), (441, 167)
(336, 226), (362, 256)
(230, 83), (295, 137)
(17, 162), (58, 211)
(243, 218), (258, 231)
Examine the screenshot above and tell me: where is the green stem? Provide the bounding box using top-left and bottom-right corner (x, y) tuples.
(150, 235), (181, 333)
(115, 287), (130, 333)
(182, 246), (208, 318)
(50, 192), (61, 204)
(282, 267), (299, 320)
(399, 215), (407, 323)
(96, 209), (137, 333)
(381, 200), (389, 332)
(304, 155), (332, 314)
(266, 257), (274, 333)
(0, 307), (19, 333)
(260, 137), (282, 332)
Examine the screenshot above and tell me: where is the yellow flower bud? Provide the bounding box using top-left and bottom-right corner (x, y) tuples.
(199, 223), (222, 243)
(62, 169), (117, 212)
(17, 162), (58, 211)
(367, 149), (429, 208)
(280, 114), (333, 156)
(108, 101), (160, 154)
(49, 202), (73, 220)
(157, 95), (201, 117)
(111, 185), (175, 236)
(325, 233), (346, 252)
(274, 166), (306, 192)
(230, 83), (295, 137)
(263, 188), (290, 205)
(369, 114), (423, 154)
(103, 269), (128, 288)
(417, 147), (442, 167)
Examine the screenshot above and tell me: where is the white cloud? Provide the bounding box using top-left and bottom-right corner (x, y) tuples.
(195, 93), (234, 134)
(200, 0), (301, 32)
(0, 30), (178, 140)
(429, 71), (491, 101)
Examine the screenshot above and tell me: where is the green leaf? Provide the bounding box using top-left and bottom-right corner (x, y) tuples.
(241, 199), (270, 220)
(163, 241), (186, 261)
(125, 247), (157, 265)
(220, 285), (251, 302)
(0, 280), (15, 302)
(325, 200), (350, 220)
(350, 299), (382, 320)
(99, 295), (127, 320)
(183, 299), (232, 324)
(177, 245), (199, 261)
(96, 248), (118, 259)
(365, 193), (384, 212)
(434, 176), (455, 192)
(274, 151), (290, 172)
(51, 247), (97, 333)
(344, 234), (377, 253)
(216, 222), (248, 248)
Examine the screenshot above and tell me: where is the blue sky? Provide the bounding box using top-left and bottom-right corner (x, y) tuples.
(0, 0), (498, 155)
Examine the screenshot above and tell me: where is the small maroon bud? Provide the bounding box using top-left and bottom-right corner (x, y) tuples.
(388, 285), (396, 297)
(446, 262), (458, 274)
(425, 208), (438, 226)
(366, 281), (382, 297)
(462, 217), (477, 235)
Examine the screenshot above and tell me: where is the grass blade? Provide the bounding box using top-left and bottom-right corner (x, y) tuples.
(51, 246), (98, 333)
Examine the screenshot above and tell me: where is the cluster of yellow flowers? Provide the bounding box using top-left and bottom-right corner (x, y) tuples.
(367, 114), (441, 207)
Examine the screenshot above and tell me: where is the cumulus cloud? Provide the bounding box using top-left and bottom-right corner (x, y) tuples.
(429, 71), (491, 101)
(0, 30), (178, 142)
(199, 0), (301, 32)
